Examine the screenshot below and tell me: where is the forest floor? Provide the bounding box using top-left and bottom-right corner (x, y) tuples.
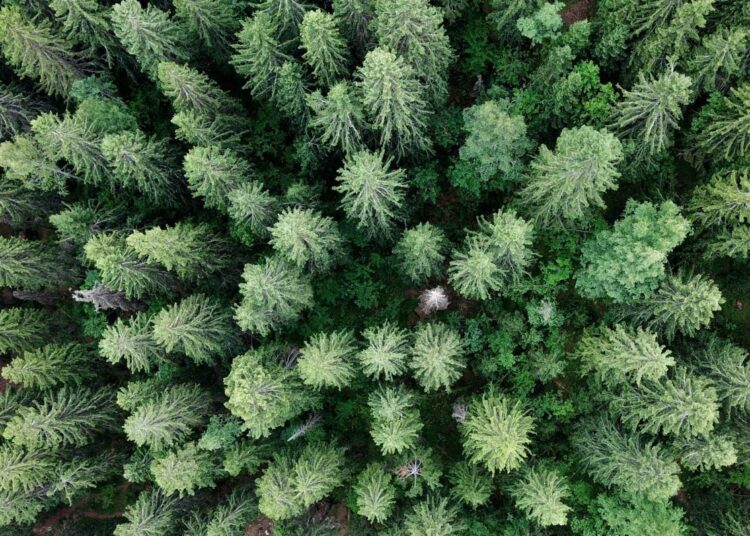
(561, 0), (594, 25)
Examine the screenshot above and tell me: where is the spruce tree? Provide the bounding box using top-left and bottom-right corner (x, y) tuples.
(273, 61), (310, 123)
(689, 169), (750, 228)
(511, 467), (571, 527)
(299, 10), (349, 86)
(0, 134), (70, 193)
(0, 83), (44, 139)
(410, 322), (465, 392)
(151, 442), (221, 496)
(255, 0), (310, 36)
(152, 294), (239, 365)
(99, 313), (168, 373)
(49, 0), (121, 67)
(0, 308), (49, 354)
(690, 27), (748, 92)
(334, 150), (407, 239)
(358, 322), (410, 381)
(307, 81), (367, 155)
(673, 433), (737, 471)
(269, 208), (343, 273)
(113, 489), (182, 536)
(173, 0), (239, 56)
(204, 485), (258, 535)
(368, 385), (423, 454)
(403, 495), (465, 536)
(227, 181), (278, 242)
(692, 335), (750, 414)
(448, 462), (493, 509)
(297, 330), (357, 390)
(0, 443), (57, 493)
(393, 223), (447, 284)
(0, 236), (77, 291)
(333, 0), (374, 50)
(354, 464), (396, 523)
(2, 343), (94, 389)
(696, 84), (750, 161)
(184, 145), (251, 212)
(157, 61), (243, 118)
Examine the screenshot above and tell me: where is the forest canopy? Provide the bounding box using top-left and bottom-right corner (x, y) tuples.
(0, 0), (749, 534)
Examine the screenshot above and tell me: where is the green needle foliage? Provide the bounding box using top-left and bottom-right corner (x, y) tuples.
(269, 208), (343, 273)
(183, 145), (251, 212)
(151, 442), (221, 496)
(410, 322), (465, 392)
(232, 13), (290, 100)
(0, 308), (49, 354)
(368, 385), (423, 454)
(307, 81), (367, 155)
(99, 313), (168, 373)
(511, 466), (571, 527)
(2, 343), (94, 389)
(696, 84), (750, 160)
(358, 321), (410, 381)
(297, 330), (357, 390)
(403, 495), (465, 536)
(299, 10), (349, 86)
(448, 461), (493, 509)
(691, 335), (750, 414)
(0, 236), (77, 290)
(354, 464), (396, 523)
(173, 0), (239, 56)
(393, 223), (447, 285)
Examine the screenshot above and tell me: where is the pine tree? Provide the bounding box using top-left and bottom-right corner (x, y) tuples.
(234, 256), (313, 335)
(368, 385), (423, 454)
(111, 0), (189, 78)
(696, 84), (750, 161)
(151, 442), (221, 496)
(372, 0), (453, 104)
(101, 130), (180, 206)
(173, 0), (239, 56)
(0, 236), (77, 291)
(3, 387), (117, 450)
(673, 433), (737, 471)
(576, 200), (691, 303)
(449, 209), (535, 300)
(0, 6), (83, 97)
(224, 346), (317, 438)
(299, 10), (349, 86)
(692, 335), (750, 414)
(613, 65), (693, 155)
(231, 13), (291, 100)
(575, 415), (681, 501)
(461, 387), (534, 474)
(520, 126), (624, 225)
(0, 443), (57, 493)
(307, 81), (367, 155)
(458, 100), (532, 190)
(410, 322), (465, 392)
(2, 343), (94, 389)
(123, 383), (212, 451)
(629, 271), (724, 340)
(227, 181), (278, 242)
(358, 322), (410, 381)
(403, 495), (465, 536)
(152, 294), (239, 365)
(511, 467), (571, 527)
(689, 169), (750, 228)
(354, 464), (396, 523)
(393, 223), (447, 285)
(448, 461), (492, 509)
(84, 233), (176, 299)
(357, 47), (431, 157)
(334, 150), (406, 239)
(0, 308), (49, 354)
(576, 324), (675, 386)
(113, 489), (182, 536)
(99, 313), (168, 373)
(49, 0), (121, 67)
(297, 331), (357, 390)
(614, 367), (720, 438)
(184, 146), (251, 212)
(126, 222), (232, 281)
(269, 208), (343, 273)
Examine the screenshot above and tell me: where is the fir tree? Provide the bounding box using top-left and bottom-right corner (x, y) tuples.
(520, 126), (623, 225)
(0, 489), (46, 526)
(299, 10), (349, 86)
(690, 27), (748, 92)
(692, 335), (750, 414)
(111, 0), (189, 78)
(255, 0), (310, 36)
(307, 81), (367, 155)
(0, 236), (77, 291)
(511, 467), (571, 527)
(0, 308), (48, 354)
(152, 294), (239, 365)
(368, 385), (423, 454)
(50, 202), (123, 247)
(99, 313), (168, 373)
(231, 13), (290, 100)
(49, 0), (120, 67)
(696, 84), (750, 161)
(358, 322), (410, 381)
(2, 343), (94, 389)
(297, 330), (357, 390)
(113, 489), (182, 536)
(461, 387), (534, 474)
(410, 322), (465, 392)
(354, 464), (396, 523)
(269, 208), (343, 273)
(673, 433), (737, 472)
(689, 169), (750, 228)
(157, 61), (243, 118)
(0, 443), (56, 493)
(123, 383), (212, 451)
(204, 485), (258, 535)
(357, 47), (431, 157)
(173, 0), (239, 56)
(448, 461), (493, 509)
(0, 84), (44, 140)
(403, 495), (465, 536)
(0, 183), (49, 228)
(255, 453), (302, 520)
(273, 61), (310, 123)
(393, 223), (447, 284)
(227, 181), (279, 241)
(0, 134), (70, 193)
(333, 0), (375, 50)
(151, 442), (221, 496)
(334, 150), (406, 239)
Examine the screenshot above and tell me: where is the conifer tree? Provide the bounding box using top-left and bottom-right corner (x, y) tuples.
(372, 0), (453, 104)
(0, 6), (83, 97)
(368, 385), (423, 454)
(117, 377), (165, 412)
(696, 84), (750, 161)
(50, 452), (123, 506)
(4, 387), (117, 450)
(307, 81), (367, 155)
(0, 183), (49, 228)
(299, 10), (349, 86)
(461, 387), (534, 474)
(123, 383), (212, 451)
(101, 130), (180, 206)
(183, 146), (251, 212)
(354, 464), (396, 523)
(2, 343), (94, 389)
(157, 62), (243, 118)
(448, 462), (493, 509)
(673, 433), (737, 471)
(613, 66), (693, 155)
(204, 485), (258, 535)
(0, 308), (49, 354)
(254, 453), (301, 520)
(298, 330), (357, 390)
(520, 126), (624, 225)
(333, 0), (374, 50)
(151, 442), (221, 496)
(458, 100), (532, 189)
(0, 134), (70, 193)
(49, 0), (121, 67)
(690, 27), (748, 92)
(689, 169), (750, 228)
(99, 313), (168, 373)
(255, 0), (310, 36)
(152, 294), (239, 365)
(334, 150), (406, 239)
(511, 467), (571, 527)
(172, 109), (244, 149)
(84, 233), (176, 299)
(576, 200), (690, 303)
(393, 223), (447, 285)
(224, 346), (317, 438)
(232, 13), (291, 100)
(0, 236), (77, 290)
(111, 0), (189, 78)
(273, 61), (310, 123)
(403, 495), (465, 536)
(358, 322), (410, 381)
(235, 256), (313, 335)
(692, 335), (750, 414)
(49, 202), (122, 247)
(113, 489), (182, 536)
(0, 389), (34, 435)
(575, 415), (681, 501)
(576, 324), (675, 386)
(126, 222), (232, 281)
(410, 322), (465, 392)
(227, 181), (278, 242)
(614, 367), (720, 438)
(0, 84), (44, 139)
(173, 0), (239, 56)
(0, 489), (46, 526)
(0, 443), (57, 493)
(269, 208), (343, 273)
(357, 47), (431, 157)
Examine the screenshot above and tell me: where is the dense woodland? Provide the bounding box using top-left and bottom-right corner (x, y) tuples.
(0, 0), (750, 534)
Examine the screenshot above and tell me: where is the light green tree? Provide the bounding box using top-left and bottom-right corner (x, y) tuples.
(461, 387), (534, 474)
(157, 61), (243, 118)
(299, 10), (349, 86)
(273, 61), (310, 122)
(690, 28), (748, 92)
(227, 181), (279, 242)
(2, 343), (93, 389)
(183, 145), (252, 212)
(269, 208), (343, 273)
(692, 335), (750, 414)
(333, 0), (374, 50)
(0, 236), (77, 291)
(307, 81), (367, 155)
(357, 47), (431, 157)
(99, 313), (168, 373)
(0, 83), (41, 139)
(334, 150), (406, 239)
(0, 308), (48, 354)
(576, 200), (690, 303)
(0, 443), (57, 492)
(298, 331), (357, 390)
(393, 223), (447, 285)
(0, 134), (70, 193)
(448, 461), (493, 509)
(358, 322), (410, 381)
(203, 485), (258, 535)
(151, 442), (221, 496)
(368, 385), (423, 454)
(403, 495), (465, 536)
(517, 1), (564, 46)
(689, 169), (750, 228)
(511, 466), (571, 527)
(255, 0), (310, 35)
(113, 489), (182, 536)
(696, 84), (750, 161)
(174, 0), (239, 56)
(49, 0), (121, 67)
(354, 464), (396, 523)
(410, 322), (465, 392)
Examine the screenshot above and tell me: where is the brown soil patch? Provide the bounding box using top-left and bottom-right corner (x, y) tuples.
(561, 0), (594, 25)
(246, 516), (274, 536)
